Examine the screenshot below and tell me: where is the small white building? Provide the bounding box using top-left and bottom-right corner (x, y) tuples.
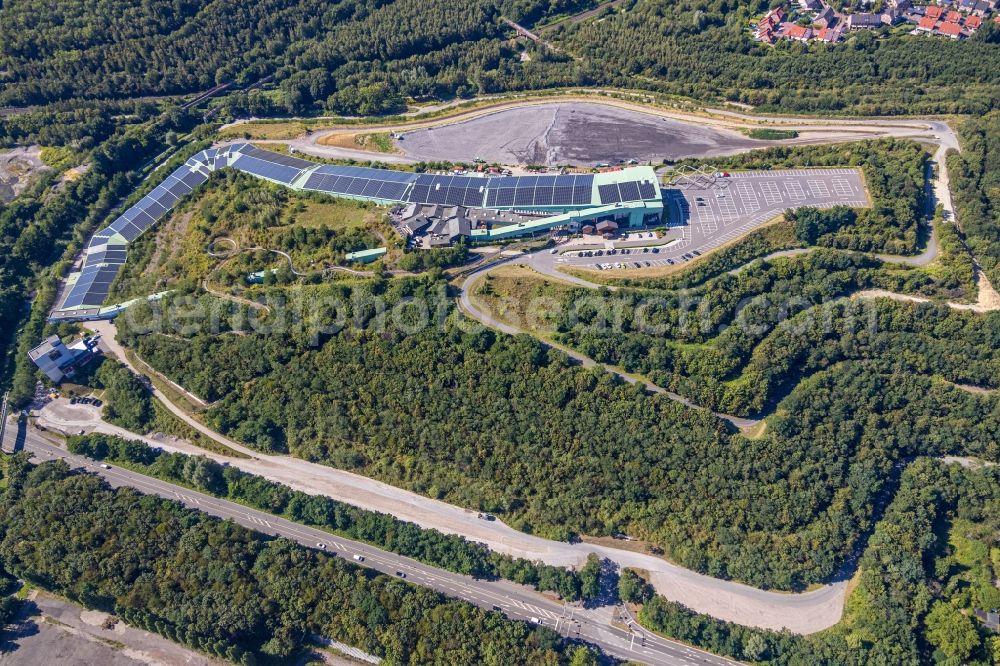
(28, 335), (97, 383)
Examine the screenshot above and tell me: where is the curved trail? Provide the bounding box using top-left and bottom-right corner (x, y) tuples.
(207, 236), (375, 277)
(456, 258), (760, 429)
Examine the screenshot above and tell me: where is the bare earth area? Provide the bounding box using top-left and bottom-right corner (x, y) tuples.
(0, 145), (49, 202)
(397, 102), (769, 165)
(0, 589), (221, 666)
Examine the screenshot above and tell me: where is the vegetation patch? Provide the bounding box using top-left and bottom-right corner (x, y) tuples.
(321, 131), (398, 154)
(471, 264), (576, 334)
(632, 461), (1000, 665)
(110, 171), (382, 301)
(949, 111), (1000, 288)
(0, 456), (586, 664)
(744, 128), (799, 140)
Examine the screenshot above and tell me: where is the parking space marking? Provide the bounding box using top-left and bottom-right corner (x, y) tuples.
(832, 178), (854, 197)
(760, 181), (782, 206)
(807, 179), (829, 198)
(717, 194), (739, 224)
(735, 181), (760, 213)
(699, 206), (717, 232)
(784, 180), (806, 200)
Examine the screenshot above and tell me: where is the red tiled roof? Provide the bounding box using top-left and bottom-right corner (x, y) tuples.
(966, 14), (982, 27)
(945, 10), (963, 21)
(925, 5), (943, 18)
(938, 20), (962, 34)
(784, 24), (812, 38)
(817, 27), (838, 40)
(918, 15), (938, 28)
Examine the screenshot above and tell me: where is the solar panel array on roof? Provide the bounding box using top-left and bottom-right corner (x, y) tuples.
(597, 179), (657, 205)
(405, 174), (488, 207)
(301, 164), (419, 202)
(598, 183), (621, 205)
(57, 160), (212, 310)
(60, 265), (123, 310)
(227, 144), (314, 185)
(483, 174), (594, 209)
(230, 154), (304, 185)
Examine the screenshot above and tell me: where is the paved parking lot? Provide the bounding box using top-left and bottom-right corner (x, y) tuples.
(551, 169), (867, 271)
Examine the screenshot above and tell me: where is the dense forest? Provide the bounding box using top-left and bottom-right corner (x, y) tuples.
(115, 266), (1000, 590)
(949, 111), (1000, 288)
(0, 455), (589, 664)
(1, 0), (997, 116)
(67, 432), (588, 602)
(557, 254), (1000, 415)
(634, 460), (1000, 665)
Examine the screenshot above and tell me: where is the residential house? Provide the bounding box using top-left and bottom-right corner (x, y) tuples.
(938, 20), (963, 36)
(816, 26), (842, 40)
(847, 12), (883, 28)
(917, 15), (939, 29)
(756, 7), (784, 41)
(880, 8), (901, 23)
(783, 22), (814, 40)
(924, 5), (944, 19)
(972, 0), (992, 15)
(973, 609), (999, 632)
(815, 6), (838, 27)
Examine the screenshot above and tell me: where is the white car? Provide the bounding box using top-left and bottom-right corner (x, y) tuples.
(100, 464), (112, 470)
(353, 554), (365, 562)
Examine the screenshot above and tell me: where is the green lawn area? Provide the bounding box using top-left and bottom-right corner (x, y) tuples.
(293, 199), (373, 231)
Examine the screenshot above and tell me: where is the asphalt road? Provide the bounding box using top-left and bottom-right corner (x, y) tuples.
(6, 425), (738, 666)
